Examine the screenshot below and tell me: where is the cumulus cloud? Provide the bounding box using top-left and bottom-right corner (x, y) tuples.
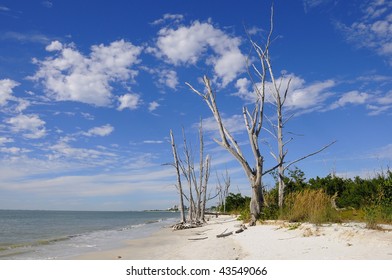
(45, 40), (63, 51)
(234, 74), (336, 112)
(234, 77), (253, 102)
(6, 114), (46, 139)
(117, 93), (141, 111)
(153, 20), (246, 87)
(274, 76), (335, 110)
(0, 79), (20, 106)
(83, 124), (114, 137)
(158, 69), (178, 89)
(30, 40), (142, 107)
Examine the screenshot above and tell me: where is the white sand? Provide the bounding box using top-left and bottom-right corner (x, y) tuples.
(233, 221), (392, 259)
(73, 217), (392, 260)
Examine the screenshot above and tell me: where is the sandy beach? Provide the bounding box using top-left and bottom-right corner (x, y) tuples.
(74, 216), (392, 260)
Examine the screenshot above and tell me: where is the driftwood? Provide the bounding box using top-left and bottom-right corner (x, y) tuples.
(216, 231), (233, 238)
(216, 224), (247, 238)
(172, 222), (203, 231)
(188, 237), (208, 241)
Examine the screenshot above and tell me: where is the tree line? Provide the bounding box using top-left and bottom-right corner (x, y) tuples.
(218, 167), (392, 227)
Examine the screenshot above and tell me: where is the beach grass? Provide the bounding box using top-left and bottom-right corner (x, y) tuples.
(280, 189), (339, 224)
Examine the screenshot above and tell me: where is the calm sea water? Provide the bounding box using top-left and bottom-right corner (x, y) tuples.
(0, 210), (180, 259)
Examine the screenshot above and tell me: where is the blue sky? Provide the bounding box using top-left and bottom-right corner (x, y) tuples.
(0, 0), (391, 211)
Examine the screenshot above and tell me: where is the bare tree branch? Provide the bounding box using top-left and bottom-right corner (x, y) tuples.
(284, 141), (337, 171)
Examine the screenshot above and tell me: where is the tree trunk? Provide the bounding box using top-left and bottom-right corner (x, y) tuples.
(250, 182), (264, 226)
(278, 169), (285, 208)
(169, 130), (186, 224)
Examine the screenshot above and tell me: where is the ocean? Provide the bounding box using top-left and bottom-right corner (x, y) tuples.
(0, 210), (180, 260)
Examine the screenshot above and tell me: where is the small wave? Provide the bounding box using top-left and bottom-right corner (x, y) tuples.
(145, 219), (161, 224)
(0, 235), (73, 253)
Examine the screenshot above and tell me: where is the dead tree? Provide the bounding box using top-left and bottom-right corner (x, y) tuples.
(217, 168), (231, 213)
(248, 7), (336, 208)
(200, 154), (210, 222)
(186, 8), (281, 226)
(169, 129), (186, 224)
(169, 121), (211, 227)
(187, 74), (281, 225)
(187, 4), (336, 223)
(180, 129), (196, 222)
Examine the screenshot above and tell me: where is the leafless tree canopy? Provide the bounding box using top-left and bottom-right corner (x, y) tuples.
(169, 121), (211, 229)
(186, 5), (335, 224)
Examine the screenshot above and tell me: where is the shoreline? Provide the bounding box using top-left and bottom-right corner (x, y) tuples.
(73, 216), (392, 260)
(73, 215), (244, 260)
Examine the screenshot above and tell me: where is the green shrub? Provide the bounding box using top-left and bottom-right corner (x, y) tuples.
(223, 193), (249, 213)
(238, 206), (251, 223)
(364, 205), (381, 229)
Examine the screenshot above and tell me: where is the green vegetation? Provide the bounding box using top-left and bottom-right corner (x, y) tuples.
(222, 167), (392, 227)
(218, 192), (252, 222)
(281, 189), (338, 224)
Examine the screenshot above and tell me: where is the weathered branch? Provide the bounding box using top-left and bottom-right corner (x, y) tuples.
(284, 141), (337, 171)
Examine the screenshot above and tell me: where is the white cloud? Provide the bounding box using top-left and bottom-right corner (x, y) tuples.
(45, 40), (63, 51)
(81, 112), (95, 120)
(158, 69), (178, 89)
(153, 20), (246, 86)
(0, 137), (13, 145)
(367, 104), (392, 115)
(0, 147), (30, 155)
(84, 124), (114, 137)
(202, 114), (245, 135)
(1, 31), (51, 44)
(336, 0), (392, 63)
(15, 99), (30, 113)
(234, 77), (253, 102)
(30, 40), (142, 107)
(234, 74), (336, 112)
(0, 79), (20, 106)
(151, 13), (184, 25)
(280, 77), (335, 110)
(329, 90), (370, 110)
(49, 141), (117, 162)
(376, 90), (392, 105)
(148, 101), (160, 112)
(143, 140), (164, 144)
(117, 93), (141, 111)
(213, 49), (245, 87)
(6, 114), (46, 139)
(366, 90), (392, 115)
